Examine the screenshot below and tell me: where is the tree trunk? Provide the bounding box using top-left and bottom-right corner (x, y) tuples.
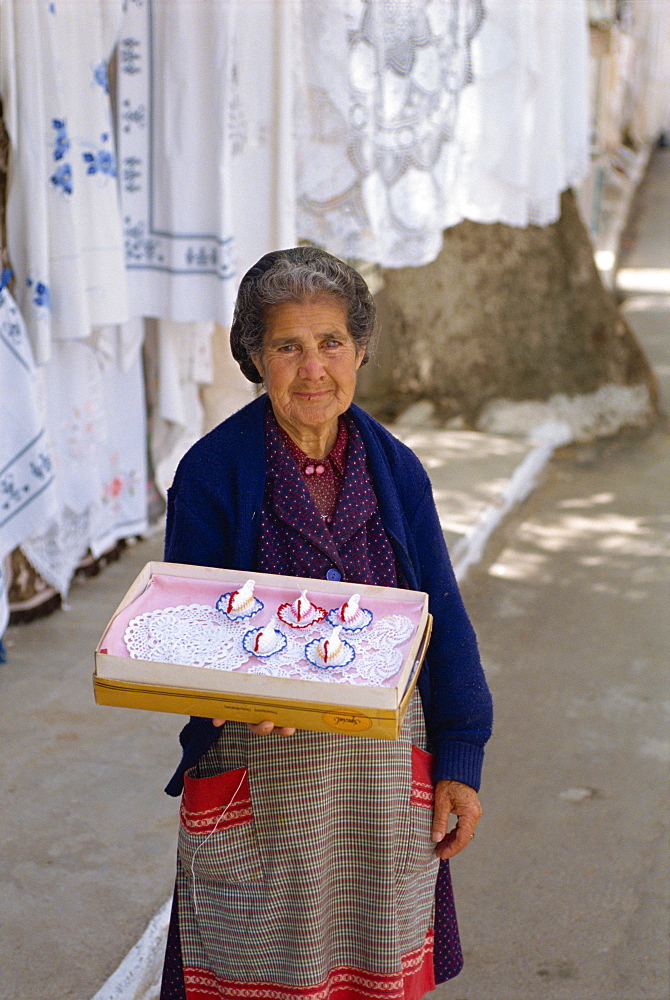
(356, 189), (656, 426)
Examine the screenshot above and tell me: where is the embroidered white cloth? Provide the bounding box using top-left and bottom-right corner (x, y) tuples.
(444, 0), (590, 228)
(21, 334), (148, 595)
(624, 0), (670, 145)
(117, 0), (296, 325)
(296, 0), (484, 266)
(143, 319), (216, 498)
(0, 0), (129, 364)
(0, 284), (57, 636)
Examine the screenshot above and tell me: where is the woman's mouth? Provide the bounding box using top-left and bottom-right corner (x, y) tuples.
(293, 389), (333, 401)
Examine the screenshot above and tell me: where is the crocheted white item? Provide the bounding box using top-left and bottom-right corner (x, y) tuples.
(326, 594), (373, 632)
(242, 617), (287, 658)
(277, 590), (327, 629)
(123, 604), (415, 687)
(215, 580), (264, 621)
(124, 604), (247, 668)
(304, 625), (355, 670)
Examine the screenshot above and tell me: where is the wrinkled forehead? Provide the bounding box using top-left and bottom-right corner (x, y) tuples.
(261, 295), (352, 342)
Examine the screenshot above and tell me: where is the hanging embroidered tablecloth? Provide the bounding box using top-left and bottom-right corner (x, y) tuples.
(116, 0), (296, 325)
(0, 0), (129, 365)
(0, 282), (57, 639)
(19, 334), (148, 597)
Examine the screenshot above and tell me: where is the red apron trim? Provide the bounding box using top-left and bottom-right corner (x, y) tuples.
(181, 767), (252, 834)
(183, 928), (435, 1000)
(410, 745), (434, 810)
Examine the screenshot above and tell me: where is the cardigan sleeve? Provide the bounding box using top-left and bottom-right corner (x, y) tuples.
(408, 479), (493, 790)
(162, 485), (233, 796)
(346, 404), (493, 790)
(165, 492), (229, 567)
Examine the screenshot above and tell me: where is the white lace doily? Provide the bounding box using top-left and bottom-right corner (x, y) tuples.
(123, 604), (415, 686)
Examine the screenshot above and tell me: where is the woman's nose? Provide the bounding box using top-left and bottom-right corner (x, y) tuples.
(298, 348), (326, 379)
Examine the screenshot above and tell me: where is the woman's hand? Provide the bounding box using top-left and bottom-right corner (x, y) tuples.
(212, 719), (297, 736)
(431, 780), (482, 860)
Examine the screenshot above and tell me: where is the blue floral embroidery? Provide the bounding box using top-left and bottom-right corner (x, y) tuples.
(0, 315), (22, 347)
(27, 277), (51, 310)
(0, 432), (55, 531)
(83, 133), (117, 177)
(119, 37), (142, 76)
(30, 454), (53, 479)
(50, 119), (73, 193)
(94, 61), (109, 93)
(51, 118), (70, 161)
(51, 162), (72, 194)
(0, 268), (12, 292)
(0, 476), (30, 511)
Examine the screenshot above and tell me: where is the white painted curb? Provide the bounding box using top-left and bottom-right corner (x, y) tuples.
(451, 420), (573, 581)
(90, 897), (172, 1000)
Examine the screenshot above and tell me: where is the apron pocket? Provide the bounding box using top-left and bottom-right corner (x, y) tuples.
(178, 766), (264, 885)
(404, 745), (439, 871)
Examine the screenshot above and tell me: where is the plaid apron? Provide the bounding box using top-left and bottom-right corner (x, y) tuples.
(174, 691), (439, 1000)
(162, 409), (463, 999)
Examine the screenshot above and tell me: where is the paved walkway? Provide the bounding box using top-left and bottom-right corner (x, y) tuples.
(445, 149), (669, 1000)
(0, 152), (667, 1000)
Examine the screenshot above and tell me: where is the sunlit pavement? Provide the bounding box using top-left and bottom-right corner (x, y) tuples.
(0, 155), (668, 1000)
(445, 150), (669, 1000)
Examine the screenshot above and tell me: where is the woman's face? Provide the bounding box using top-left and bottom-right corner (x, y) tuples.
(252, 295), (364, 449)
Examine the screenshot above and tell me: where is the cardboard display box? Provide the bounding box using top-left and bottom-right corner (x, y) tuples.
(94, 561), (432, 739)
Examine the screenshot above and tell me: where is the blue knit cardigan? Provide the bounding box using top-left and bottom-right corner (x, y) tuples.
(163, 395), (493, 796)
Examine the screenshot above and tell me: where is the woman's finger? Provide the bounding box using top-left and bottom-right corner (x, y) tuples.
(247, 721), (297, 736)
(432, 779), (482, 859)
(212, 719), (296, 735)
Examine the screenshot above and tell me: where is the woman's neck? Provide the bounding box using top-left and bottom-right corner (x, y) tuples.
(273, 413), (339, 459)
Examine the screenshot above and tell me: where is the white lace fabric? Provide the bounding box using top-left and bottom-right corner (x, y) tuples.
(123, 603), (416, 687)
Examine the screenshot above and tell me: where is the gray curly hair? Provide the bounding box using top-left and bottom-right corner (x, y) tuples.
(229, 247), (377, 384)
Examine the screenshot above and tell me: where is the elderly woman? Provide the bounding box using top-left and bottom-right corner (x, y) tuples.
(160, 247), (493, 1000)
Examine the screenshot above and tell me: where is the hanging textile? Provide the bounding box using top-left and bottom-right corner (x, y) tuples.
(199, 323), (257, 435)
(6, 547), (61, 625)
(622, 0), (670, 145)
(116, 0), (296, 325)
(296, 0), (484, 267)
(143, 319), (216, 498)
(0, 281), (57, 640)
(443, 0), (590, 228)
(0, 0), (129, 364)
(20, 333), (148, 597)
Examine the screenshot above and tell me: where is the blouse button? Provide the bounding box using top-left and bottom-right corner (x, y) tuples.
(305, 465), (315, 476)
(315, 464), (325, 475)
(326, 568), (342, 581)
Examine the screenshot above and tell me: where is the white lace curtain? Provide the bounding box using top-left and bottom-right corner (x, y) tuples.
(296, 0), (485, 267)
(0, 0), (595, 623)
